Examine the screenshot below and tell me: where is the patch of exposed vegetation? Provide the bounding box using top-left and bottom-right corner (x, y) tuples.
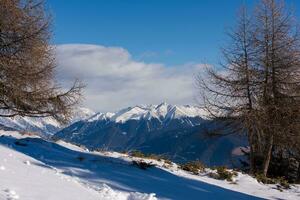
(129, 150), (172, 164)
(180, 161), (206, 175)
(208, 166), (238, 182)
(255, 174), (290, 190)
(130, 150), (146, 158)
(164, 159), (173, 165)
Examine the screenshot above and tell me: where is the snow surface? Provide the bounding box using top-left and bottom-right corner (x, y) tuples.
(88, 102), (206, 123)
(0, 130), (299, 200)
(0, 131), (155, 200)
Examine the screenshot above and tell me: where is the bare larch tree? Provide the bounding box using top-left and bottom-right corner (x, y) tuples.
(198, 0), (300, 177)
(0, 0), (83, 123)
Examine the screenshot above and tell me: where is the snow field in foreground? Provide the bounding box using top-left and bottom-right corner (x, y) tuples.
(0, 130), (299, 200)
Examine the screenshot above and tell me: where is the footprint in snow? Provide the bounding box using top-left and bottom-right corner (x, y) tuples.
(24, 160), (31, 165)
(3, 189), (19, 200)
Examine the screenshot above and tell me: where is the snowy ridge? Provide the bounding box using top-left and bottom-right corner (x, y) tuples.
(88, 102), (205, 123)
(0, 107), (95, 135)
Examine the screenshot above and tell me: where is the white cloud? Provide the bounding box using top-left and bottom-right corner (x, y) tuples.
(55, 44), (205, 112)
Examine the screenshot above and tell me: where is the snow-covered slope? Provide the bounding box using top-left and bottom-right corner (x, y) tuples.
(0, 107), (95, 136)
(0, 131), (155, 200)
(0, 130), (299, 200)
(88, 102), (205, 123)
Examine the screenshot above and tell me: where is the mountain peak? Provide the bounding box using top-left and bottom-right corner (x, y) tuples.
(156, 102), (168, 107)
(87, 103), (204, 123)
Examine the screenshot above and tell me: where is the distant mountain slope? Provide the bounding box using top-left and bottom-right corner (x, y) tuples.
(0, 107), (95, 136)
(55, 103), (247, 166)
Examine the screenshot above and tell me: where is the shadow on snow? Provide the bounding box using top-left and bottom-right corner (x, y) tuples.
(0, 135), (263, 200)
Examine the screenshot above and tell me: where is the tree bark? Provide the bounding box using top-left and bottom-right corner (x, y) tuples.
(262, 135), (273, 176)
(247, 128), (256, 174)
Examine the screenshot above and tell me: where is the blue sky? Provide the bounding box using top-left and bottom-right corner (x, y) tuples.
(48, 0), (300, 111)
(48, 0), (300, 65)
(48, 0), (256, 66)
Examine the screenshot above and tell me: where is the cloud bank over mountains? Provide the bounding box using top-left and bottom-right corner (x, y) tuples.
(56, 44), (204, 111)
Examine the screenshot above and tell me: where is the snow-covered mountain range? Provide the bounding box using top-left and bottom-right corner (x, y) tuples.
(87, 102), (206, 123)
(0, 103), (204, 136)
(0, 107), (95, 136)
(54, 103), (247, 166)
(0, 103), (246, 166)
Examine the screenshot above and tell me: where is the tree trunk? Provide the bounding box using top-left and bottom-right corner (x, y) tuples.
(247, 129), (256, 174)
(262, 135), (273, 176)
(249, 144), (256, 174)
